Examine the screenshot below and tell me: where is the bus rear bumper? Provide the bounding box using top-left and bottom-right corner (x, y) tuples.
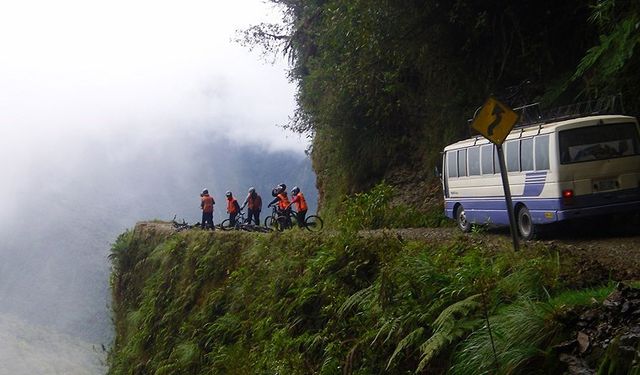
(557, 200), (640, 221)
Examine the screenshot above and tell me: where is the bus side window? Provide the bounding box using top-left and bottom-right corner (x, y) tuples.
(468, 146), (480, 176)
(506, 140), (520, 172)
(481, 144), (493, 174)
(447, 151), (458, 178)
(535, 135), (550, 170)
(458, 149), (468, 177)
(521, 138), (534, 171)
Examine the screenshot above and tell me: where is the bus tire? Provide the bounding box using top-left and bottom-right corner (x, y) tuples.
(516, 205), (535, 240)
(455, 205), (472, 233)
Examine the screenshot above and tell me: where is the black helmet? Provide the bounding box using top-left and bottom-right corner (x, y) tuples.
(248, 187), (255, 194)
(202, 188), (208, 195)
(278, 183), (286, 193)
(271, 188), (278, 197)
(291, 186), (300, 195)
(225, 191), (232, 197)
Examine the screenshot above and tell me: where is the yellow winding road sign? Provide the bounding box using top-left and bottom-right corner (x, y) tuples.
(471, 97), (519, 145)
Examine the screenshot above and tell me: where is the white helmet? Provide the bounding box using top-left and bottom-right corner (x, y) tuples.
(248, 187), (256, 193)
(202, 188), (208, 195)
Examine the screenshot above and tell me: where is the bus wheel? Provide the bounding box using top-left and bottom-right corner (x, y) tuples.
(456, 205), (472, 233)
(517, 206), (535, 240)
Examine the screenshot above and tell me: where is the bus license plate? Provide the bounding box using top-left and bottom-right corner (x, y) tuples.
(595, 179), (617, 191)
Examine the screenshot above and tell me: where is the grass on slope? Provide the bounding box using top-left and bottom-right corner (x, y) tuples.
(107, 221), (637, 374)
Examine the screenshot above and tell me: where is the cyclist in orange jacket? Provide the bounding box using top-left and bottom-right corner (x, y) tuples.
(240, 187), (262, 225)
(200, 188), (215, 230)
(226, 191), (241, 226)
(267, 183), (292, 225)
(288, 186), (308, 227)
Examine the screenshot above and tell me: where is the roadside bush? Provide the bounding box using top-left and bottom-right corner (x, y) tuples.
(338, 182), (448, 231)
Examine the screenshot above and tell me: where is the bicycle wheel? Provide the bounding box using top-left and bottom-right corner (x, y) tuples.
(289, 212), (299, 227)
(275, 216), (290, 232)
(220, 219), (235, 231)
(264, 216), (277, 230)
(304, 215), (323, 232)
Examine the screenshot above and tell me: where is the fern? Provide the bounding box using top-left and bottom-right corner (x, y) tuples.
(338, 283), (377, 316)
(415, 294), (483, 372)
(573, 18), (638, 78)
(386, 327), (425, 369)
(372, 316), (401, 346)
(451, 298), (561, 375)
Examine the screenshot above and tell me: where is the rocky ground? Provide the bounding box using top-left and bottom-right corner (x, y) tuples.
(554, 283), (640, 375)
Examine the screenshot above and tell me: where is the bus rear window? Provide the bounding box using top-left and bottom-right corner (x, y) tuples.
(559, 122), (640, 164)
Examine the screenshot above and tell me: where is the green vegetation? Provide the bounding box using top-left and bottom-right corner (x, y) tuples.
(240, 0), (640, 217)
(107, 224), (636, 374)
(337, 182), (448, 230)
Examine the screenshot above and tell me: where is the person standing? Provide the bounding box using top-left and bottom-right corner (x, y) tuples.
(226, 191), (241, 226)
(289, 186), (308, 227)
(241, 187), (262, 225)
(200, 188), (215, 230)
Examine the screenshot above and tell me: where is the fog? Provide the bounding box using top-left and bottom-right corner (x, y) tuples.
(0, 1), (314, 373)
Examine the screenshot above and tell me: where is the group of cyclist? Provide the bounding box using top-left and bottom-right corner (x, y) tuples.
(199, 183), (308, 230)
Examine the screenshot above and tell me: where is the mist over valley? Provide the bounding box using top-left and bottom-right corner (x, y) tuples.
(0, 127), (315, 372)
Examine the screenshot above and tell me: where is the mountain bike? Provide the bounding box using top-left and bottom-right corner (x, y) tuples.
(220, 211), (273, 232)
(172, 215), (192, 232)
(264, 206), (297, 232)
(264, 206), (323, 232)
(300, 213), (323, 232)
(219, 211), (247, 231)
(291, 210), (323, 232)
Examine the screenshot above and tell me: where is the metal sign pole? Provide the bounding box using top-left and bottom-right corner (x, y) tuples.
(496, 144), (520, 251)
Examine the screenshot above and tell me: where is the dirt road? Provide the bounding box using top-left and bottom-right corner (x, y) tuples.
(391, 222), (640, 284)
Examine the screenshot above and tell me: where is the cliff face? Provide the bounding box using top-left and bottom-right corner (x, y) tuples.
(108, 223), (640, 374)
(254, 1), (640, 220)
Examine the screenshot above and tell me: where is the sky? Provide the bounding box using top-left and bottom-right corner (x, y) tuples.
(0, 0), (306, 152)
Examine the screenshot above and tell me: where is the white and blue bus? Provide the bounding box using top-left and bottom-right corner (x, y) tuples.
(442, 114), (640, 239)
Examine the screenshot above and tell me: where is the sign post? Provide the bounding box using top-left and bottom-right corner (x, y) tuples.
(470, 97), (520, 251)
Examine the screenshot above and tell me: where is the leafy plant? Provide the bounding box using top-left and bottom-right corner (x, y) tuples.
(450, 298), (561, 375)
(339, 182), (394, 231)
(337, 181), (447, 231)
